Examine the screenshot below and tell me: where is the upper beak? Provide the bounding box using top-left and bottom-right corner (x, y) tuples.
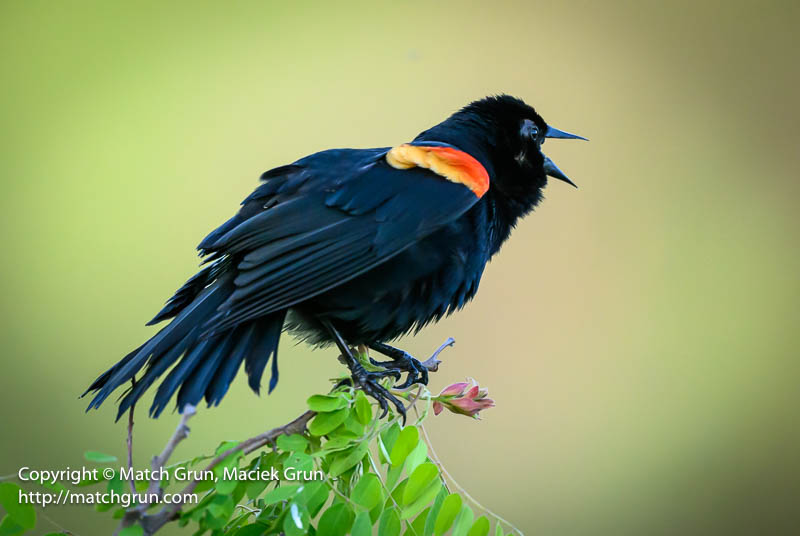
(543, 124), (586, 188)
(545, 125), (588, 141)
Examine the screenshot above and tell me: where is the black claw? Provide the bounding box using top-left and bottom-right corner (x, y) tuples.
(369, 378), (406, 423)
(346, 364), (407, 421)
(376, 393), (389, 419)
(366, 343), (431, 389)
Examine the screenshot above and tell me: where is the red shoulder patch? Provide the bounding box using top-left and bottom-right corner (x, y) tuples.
(386, 144), (489, 198)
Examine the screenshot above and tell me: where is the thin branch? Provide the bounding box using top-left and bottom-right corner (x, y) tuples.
(144, 404), (196, 502)
(115, 404), (197, 536)
(419, 422), (524, 536)
(38, 509), (78, 536)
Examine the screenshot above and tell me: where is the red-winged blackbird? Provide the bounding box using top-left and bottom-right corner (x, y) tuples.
(83, 95), (585, 420)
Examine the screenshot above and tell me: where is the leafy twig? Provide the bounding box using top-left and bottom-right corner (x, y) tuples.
(116, 408), (316, 535)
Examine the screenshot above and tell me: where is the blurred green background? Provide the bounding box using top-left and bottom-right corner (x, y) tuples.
(1, 0), (798, 534)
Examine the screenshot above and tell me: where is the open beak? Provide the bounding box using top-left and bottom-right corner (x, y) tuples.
(543, 124), (586, 188)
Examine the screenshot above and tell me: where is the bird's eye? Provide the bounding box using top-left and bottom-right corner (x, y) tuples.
(520, 119), (539, 142)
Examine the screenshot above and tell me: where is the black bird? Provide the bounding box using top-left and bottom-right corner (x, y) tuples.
(83, 95), (585, 420)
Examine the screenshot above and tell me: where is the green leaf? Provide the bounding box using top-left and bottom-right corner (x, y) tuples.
(410, 507), (431, 536)
(402, 462), (439, 505)
(234, 525), (269, 536)
(316, 436), (355, 456)
(206, 494), (235, 521)
(282, 502), (309, 536)
(378, 508), (401, 536)
(400, 479), (441, 520)
(390, 426), (419, 466)
(379, 423), (401, 462)
(468, 517), (491, 536)
(388, 479), (407, 508)
(277, 434), (309, 452)
(452, 505), (475, 536)
(284, 451), (314, 474)
(262, 484), (302, 505)
(39, 480), (67, 494)
(354, 391), (372, 424)
(0, 515), (24, 536)
(351, 474), (382, 510)
(307, 394), (348, 412)
(215, 466), (239, 495)
(495, 522), (504, 536)
(424, 488), (448, 536)
(297, 482), (329, 517)
(329, 441), (369, 477)
(0, 483), (36, 530)
(351, 510), (373, 536)
(294, 481), (322, 503)
(204, 508), (227, 530)
(369, 495), (385, 524)
(385, 462), (403, 490)
(246, 478), (269, 500)
(212, 442), (244, 490)
(84, 450), (118, 463)
(433, 493), (462, 535)
(118, 526), (144, 536)
(193, 477), (214, 494)
(309, 408), (349, 436)
(342, 413), (366, 436)
(317, 502), (355, 536)
(405, 439), (428, 475)
(215, 440), (241, 455)
(106, 472), (124, 496)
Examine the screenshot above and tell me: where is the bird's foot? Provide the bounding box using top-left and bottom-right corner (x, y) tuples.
(369, 337), (455, 389)
(336, 361), (406, 422)
(369, 353), (428, 389)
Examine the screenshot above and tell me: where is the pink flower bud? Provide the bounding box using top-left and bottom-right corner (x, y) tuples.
(432, 379), (495, 419)
(438, 382), (470, 397)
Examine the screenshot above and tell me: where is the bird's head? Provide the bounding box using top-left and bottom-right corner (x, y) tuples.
(415, 94), (585, 209)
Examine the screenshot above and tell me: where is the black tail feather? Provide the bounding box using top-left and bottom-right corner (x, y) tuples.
(243, 311), (286, 394)
(82, 271), (287, 420)
(204, 323), (256, 406)
(115, 328), (198, 419)
(146, 265), (215, 326)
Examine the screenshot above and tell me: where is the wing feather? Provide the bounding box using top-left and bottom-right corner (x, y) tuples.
(199, 148), (481, 336)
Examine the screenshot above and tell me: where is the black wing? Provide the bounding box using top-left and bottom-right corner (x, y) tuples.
(196, 147), (482, 336)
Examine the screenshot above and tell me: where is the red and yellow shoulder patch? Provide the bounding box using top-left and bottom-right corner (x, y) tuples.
(386, 144), (489, 198)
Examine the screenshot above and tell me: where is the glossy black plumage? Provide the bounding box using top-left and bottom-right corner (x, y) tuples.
(83, 95), (583, 419)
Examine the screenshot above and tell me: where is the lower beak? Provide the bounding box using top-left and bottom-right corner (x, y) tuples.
(543, 156), (577, 188)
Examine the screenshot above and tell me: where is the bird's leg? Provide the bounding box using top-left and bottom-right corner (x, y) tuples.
(320, 319), (406, 421)
(368, 338), (455, 389)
